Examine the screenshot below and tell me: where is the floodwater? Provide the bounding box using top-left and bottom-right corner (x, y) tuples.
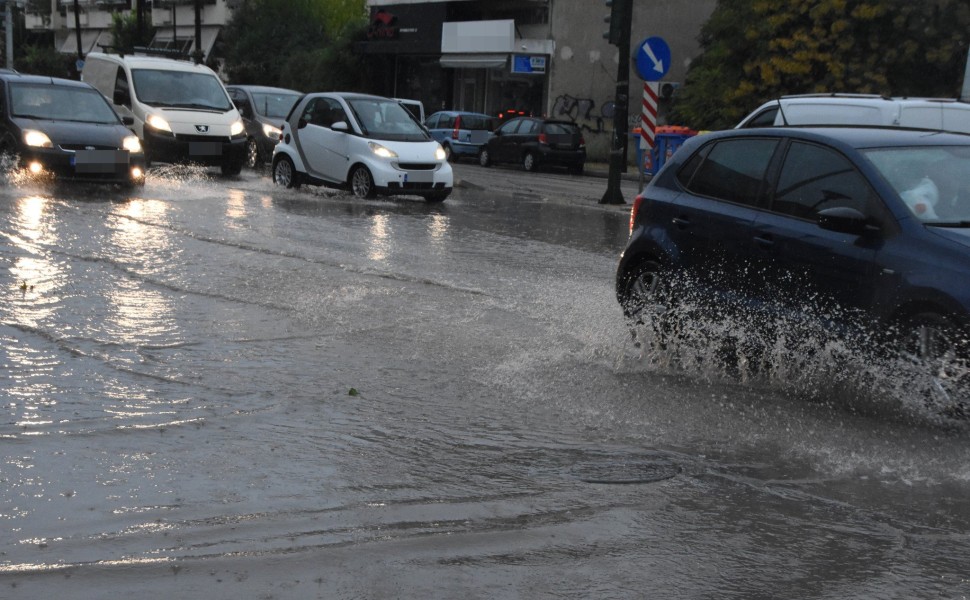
(1, 166), (968, 599)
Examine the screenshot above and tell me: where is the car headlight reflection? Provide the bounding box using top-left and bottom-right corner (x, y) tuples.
(262, 123), (282, 139)
(368, 142), (397, 159)
(435, 144), (447, 161)
(146, 114), (172, 132)
(122, 135), (142, 153)
(23, 130), (53, 148)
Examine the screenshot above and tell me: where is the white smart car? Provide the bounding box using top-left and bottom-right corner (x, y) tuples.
(272, 92), (452, 202)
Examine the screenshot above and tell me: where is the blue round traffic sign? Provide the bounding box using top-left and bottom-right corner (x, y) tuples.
(635, 36), (671, 81)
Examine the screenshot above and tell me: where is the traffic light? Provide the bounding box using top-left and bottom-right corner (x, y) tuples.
(603, 0), (630, 47)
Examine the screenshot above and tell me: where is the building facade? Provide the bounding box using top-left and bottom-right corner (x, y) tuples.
(24, 0), (232, 63)
(361, 0), (716, 160)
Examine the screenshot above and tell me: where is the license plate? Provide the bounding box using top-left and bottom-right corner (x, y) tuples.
(189, 141), (222, 156)
(72, 150), (129, 173)
(405, 171), (433, 183)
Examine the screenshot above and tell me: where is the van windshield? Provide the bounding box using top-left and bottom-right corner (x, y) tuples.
(10, 83), (120, 124)
(347, 98), (429, 142)
(131, 69), (233, 112)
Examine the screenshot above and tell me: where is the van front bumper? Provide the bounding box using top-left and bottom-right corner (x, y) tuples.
(145, 129), (247, 167)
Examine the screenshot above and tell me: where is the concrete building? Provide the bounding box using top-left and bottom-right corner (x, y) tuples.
(24, 0), (232, 63)
(360, 0), (716, 160)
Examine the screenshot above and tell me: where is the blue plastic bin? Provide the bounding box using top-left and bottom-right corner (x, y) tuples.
(637, 128), (697, 176)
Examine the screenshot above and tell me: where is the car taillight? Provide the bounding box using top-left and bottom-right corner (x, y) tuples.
(579, 136), (586, 148)
(538, 133), (548, 144)
(629, 195), (645, 234)
(452, 116), (461, 140)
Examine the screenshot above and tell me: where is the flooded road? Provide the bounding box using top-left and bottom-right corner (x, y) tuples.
(1, 166), (969, 599)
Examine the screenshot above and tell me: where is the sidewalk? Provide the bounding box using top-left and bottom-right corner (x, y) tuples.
(584, 161), (645, 183)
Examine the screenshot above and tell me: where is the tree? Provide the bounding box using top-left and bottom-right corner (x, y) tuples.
(107, 11), (142, 54)
(671, 0), (970, 130)
(221, 0), (367, 89)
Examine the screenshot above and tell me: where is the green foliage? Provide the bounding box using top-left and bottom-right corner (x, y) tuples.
(222, 0), (367, 90)
(672, 0), (970, 130)
(14, 45), (72, 78)
(108, 11), (141, 54)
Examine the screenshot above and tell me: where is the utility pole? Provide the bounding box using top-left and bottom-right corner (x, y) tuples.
(73, 0), (83, 65)
(5, 0), (14, 70)
(192, 0), (203, 64)
(600, 0), (633, 205)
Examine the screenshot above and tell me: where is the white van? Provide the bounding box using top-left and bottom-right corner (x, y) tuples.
(82, 52), (247, 174)
(737, 94), (970, 134)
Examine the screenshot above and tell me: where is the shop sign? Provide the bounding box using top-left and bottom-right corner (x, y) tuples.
(512, 55), (546, 75)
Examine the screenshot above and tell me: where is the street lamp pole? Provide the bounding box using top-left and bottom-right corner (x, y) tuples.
(192, 0), (203, 64)
(600, 0), (633, 205)
(73, 0), (83, 64)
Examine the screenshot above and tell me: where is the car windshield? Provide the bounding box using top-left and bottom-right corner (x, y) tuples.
(131, 69), (233, 111)
(863, 145), (970, 225)
(9, 83), (120, 124)
(251, 91), (300, 119)
(347, 98), (429, 142)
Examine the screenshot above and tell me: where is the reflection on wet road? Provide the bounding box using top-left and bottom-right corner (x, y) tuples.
(0, 168), (968, 598)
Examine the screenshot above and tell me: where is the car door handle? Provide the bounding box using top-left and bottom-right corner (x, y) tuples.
(753, 235), (774, 248)
(671, 217), (690, 228)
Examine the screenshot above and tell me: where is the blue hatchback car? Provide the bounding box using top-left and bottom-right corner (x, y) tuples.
(616, 126), (970, 368)
(425, 110), (497, 162)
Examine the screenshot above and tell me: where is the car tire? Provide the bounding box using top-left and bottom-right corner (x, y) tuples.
(272, 154), (301, 189)
(898, 311), (968, 415)
(478, 147), (491, 167)
(443, 144), (456, 163)
(619, 260), (668, 322)
(350, 165), (376, 199)
(245, 137), (260, 169)
(424, 190), (450, 203)
(900, 311), (961, 362)
(523, 151), (537, 172)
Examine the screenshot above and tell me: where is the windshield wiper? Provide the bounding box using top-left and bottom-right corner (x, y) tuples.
(927, 221), (970, 227)
(13, 113), (50, 120)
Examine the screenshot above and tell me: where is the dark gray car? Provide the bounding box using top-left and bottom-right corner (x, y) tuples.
(226, 85), (302, 168)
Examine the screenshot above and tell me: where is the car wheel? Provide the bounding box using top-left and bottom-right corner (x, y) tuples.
(898, 311), (968, 414)
(424, 190), (450, 203)
(245, 137), (259, 169)
(350, 165), (376, 199)
(443, 144), (456, 163)
(273, 154), (301, 189)
(523, 152), (537, 172)
(478, 147), (491, 167)
(620, 260), (669, 322)
(900, 312), (962, 362)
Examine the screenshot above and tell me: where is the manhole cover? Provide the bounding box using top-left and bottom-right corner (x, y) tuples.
(571, 461), (681, 484)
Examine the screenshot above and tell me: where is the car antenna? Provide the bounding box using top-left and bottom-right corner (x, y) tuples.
(776, 98), (790, 126)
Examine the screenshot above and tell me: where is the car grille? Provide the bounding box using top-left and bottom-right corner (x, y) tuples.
(397, 162), (437, 171)
(60, 144), (119, 151)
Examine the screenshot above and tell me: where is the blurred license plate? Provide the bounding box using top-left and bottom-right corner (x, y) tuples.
(189, 141), (222, 156)
(72, 150), (128, 173)
(405, 171), (432, 183)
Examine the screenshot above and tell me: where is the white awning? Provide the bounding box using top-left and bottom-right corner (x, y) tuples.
(151, 25), (219, 60)
(440, 53), (508, 69)
(59, 29), (103, 55)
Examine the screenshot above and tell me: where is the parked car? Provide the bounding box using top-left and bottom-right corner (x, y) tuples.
(737, 94), (970, 133)
(226, 85), (301, 168)
(477, 117), (585, 174)
(0, 72), (145, 187)
(616, 126), (970, 373)
(425, 110), (497, 162)
(81, 51), (247, 175)
(272, 92), (452, 202)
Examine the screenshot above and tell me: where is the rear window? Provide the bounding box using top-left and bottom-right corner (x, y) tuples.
(460, 115), (496, 131)
(544, 122), (580, 135)
(685, 138), (778, 206)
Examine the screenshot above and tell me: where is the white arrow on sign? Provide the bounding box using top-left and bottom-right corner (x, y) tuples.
(641, 40), (664, 74)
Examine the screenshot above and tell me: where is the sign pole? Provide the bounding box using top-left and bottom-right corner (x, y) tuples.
(599, 2), (633, 205)
(638, 81), (658, 192)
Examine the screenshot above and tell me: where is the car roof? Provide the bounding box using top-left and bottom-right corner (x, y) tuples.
(227, 85), (300, 94)
(86, 51), (216, 73)
(706, 125), (970, 149)
(430, 110), (493, 117)
(0, 72), (94, 89)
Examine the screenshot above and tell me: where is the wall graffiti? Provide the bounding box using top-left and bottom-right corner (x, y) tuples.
(552, 94), (616, 133)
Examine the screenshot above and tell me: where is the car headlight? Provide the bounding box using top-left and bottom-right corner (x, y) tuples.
(122, 135), (142, 153)
(435, 144), (447, 161)
(230, 120), (245, 137)
(146, 114), (172, 132)
(368, 142), (397, 159)
(262, 123), (282, 139)
(23, 130), (52, 148)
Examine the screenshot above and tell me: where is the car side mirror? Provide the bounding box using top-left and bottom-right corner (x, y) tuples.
(122, 116), (134, 126)
(298, 118), (309, 129)
(817, 206), (873, 235)
(331, 121), (349, 132)
(113, 89), (131, 108)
